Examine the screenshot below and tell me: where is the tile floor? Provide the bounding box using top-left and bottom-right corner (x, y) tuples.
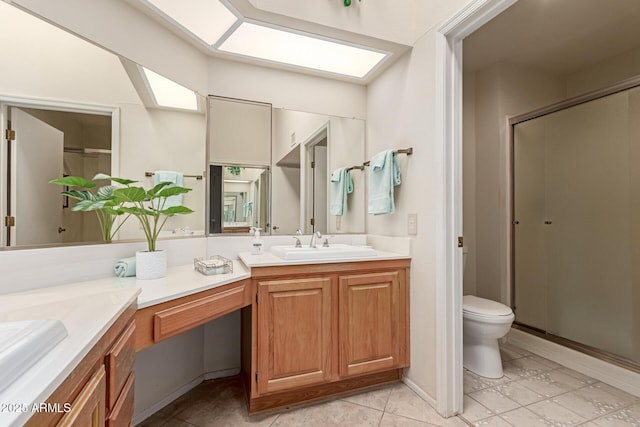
(138, 343), (640, 427)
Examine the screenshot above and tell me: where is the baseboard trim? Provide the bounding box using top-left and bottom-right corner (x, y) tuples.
(402, 376), (438, 410)
(507, 329), (640, 397)
(133, 375), (203, 426)
(203, 367), (241, 381)
(133, 368), (241, 425)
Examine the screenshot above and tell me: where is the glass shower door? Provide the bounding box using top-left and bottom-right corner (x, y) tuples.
(513, 84), (640, 366)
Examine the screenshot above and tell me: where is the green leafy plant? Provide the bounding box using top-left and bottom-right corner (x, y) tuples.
(49, 175), (130, 243)
(104, 174), (194, 252)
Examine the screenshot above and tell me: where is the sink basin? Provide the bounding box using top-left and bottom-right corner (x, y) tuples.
(0, 319), (68, 394)
(270, 243), (377, 260)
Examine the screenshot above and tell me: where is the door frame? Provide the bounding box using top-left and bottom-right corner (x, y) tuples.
(300, 120), (330, 233)
(435, 0), (519, 416)
(0, 95), (120, 245)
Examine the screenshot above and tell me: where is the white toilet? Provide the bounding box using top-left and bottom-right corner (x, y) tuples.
(463, 295), (514, 378)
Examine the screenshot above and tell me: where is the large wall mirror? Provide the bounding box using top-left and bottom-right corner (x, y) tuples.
(208, 96), (366, 236)
(0, 2), (206, 248)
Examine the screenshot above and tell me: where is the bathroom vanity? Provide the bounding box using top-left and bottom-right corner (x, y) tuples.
(27, 304), (137, 427)
(0, 245), (410, 426)
(238, 251), (410, 413)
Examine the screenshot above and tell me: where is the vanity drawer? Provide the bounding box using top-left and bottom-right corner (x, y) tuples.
(107, 373), (134, 427)
(153, 283), (248, 342)
(57, 366), (106, 427)
(105, 322), (136, 411)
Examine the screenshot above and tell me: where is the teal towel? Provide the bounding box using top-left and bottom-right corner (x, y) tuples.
(153, 170), (184, 210)
(243, 202), (253, 218)
(114, 257), (136, 277)
(330, 167), (353, 216)
(368, 150), (401, 215)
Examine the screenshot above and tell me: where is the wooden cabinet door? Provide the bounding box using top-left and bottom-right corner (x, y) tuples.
(57, 366), (106, 427)
(339, 272), (403, 377)
(257, 277), (333, 394)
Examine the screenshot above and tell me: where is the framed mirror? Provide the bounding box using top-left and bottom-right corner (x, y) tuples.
(208, 165), (270, 234)
(0, 2), (207, 248)
(207, 96), (366, 236)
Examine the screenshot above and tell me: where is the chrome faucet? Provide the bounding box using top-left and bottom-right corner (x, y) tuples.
(291, 229), (303, 248)
(309, 231), (322, 248)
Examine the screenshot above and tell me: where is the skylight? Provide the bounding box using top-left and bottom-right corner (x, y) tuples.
(145, 0), (237, 45)
(217, 22), (388, 79)
(142, 67), (199, 111)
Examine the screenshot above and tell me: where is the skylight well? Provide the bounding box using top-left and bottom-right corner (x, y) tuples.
(218, 22), (388, 78)
(145, 0), (238, 45)
(139, 0), (390, 79)
(141, 67), (199, 111)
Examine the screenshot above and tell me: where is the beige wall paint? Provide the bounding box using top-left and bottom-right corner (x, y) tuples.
(462, 71), (477, 296)
(466, 43), (640, 344)
(464, 62), (565, 305)
(566, 46), (640, 97)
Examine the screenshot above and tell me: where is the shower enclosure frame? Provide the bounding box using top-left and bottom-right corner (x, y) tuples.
(509, 73), (640, 373)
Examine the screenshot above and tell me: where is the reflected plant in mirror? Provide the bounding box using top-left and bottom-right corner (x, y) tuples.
(109, 176), (194, 252)
(0, 1), (206, 248)
(49, 175), (130, 243)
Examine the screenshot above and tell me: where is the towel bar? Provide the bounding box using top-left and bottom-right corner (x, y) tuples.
(362, 147), (413, 167)
(145, 172), (203, 180)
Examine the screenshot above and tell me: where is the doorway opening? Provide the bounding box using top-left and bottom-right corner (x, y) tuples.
(302, 122), (329, 234)
(1, 96), (118, 246)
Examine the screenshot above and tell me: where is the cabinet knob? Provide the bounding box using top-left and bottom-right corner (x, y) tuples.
(544, 220), (552, 225)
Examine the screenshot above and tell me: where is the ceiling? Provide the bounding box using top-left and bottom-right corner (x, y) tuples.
(125, 0), (413, 84)
(464, 0), (640, 75)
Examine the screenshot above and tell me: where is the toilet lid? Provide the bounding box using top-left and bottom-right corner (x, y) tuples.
(463, 295), (512, 316)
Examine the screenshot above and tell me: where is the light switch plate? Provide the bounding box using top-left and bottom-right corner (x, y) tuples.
(407, 213), (417, 235)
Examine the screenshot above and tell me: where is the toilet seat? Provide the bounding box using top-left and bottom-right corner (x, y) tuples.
(463, 295), (513, 317)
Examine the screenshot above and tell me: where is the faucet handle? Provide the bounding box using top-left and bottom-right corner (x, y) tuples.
(322, 237), (330, 247)
(292, 236), (302, 248)
(295, 229), (303, 236)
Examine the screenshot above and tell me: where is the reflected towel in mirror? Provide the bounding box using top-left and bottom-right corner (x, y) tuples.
(153, 170), (184, 209)
(330, 167), (353, 216)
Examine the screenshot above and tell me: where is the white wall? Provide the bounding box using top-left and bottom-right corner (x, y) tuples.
(207, 58), (367, 119)
(365, 0), (474, 397)
(9, 0), (208, 94)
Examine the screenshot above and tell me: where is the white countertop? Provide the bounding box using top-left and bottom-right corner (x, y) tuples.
(0, 260), (250, 427)
(238, 249), (410, 268)
(0, 285), (139, 427)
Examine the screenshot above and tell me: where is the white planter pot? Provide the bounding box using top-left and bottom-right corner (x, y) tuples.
(136, 250), (167, 280)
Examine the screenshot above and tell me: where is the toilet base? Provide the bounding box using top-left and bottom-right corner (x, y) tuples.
(463, 334), (504, 379)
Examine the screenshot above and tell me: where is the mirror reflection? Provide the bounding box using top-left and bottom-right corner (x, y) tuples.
(0, 2), (206, 248)
(209, 165), (269, 234)
(271, 108), (366, 235)
(207, 96), (366, 236)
